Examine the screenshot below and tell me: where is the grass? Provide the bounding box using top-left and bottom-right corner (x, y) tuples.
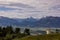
(13, 33), (60, 40)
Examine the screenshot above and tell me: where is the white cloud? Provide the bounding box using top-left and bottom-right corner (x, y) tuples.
(0, 0), (60, 18)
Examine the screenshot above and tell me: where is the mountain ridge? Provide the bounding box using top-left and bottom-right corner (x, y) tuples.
(0, 16), (60, 28)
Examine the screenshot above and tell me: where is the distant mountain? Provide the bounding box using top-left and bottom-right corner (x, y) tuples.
(18, 17), (37, 27)
(0, 16), (20, 26)
(0, 16), (60, 28)
(35, 16), (60, 27)
(0, 16), (37, 27)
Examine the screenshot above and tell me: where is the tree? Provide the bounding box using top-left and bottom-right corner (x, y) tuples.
(2, 27), (6, 37)
(24, 28), (30, 35)
(6, 26), (13, 34)
(55, 29), (59, 33)
(0, 27), (2, 32)
(15, 28), (20, 34)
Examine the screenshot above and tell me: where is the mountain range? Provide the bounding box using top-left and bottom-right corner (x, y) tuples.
(0, 16), (60, 28)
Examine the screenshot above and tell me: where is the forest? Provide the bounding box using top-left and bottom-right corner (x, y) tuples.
(0, 26), (30, 40)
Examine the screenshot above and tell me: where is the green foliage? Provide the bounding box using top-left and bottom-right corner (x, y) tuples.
(6, 26), (13, 34)
(0, 26), (60, 40)
(24, 28), (30, 35)
(15, 28), (20, 34)
(55, 29), (59, 33)
(0, 26), (30, 40)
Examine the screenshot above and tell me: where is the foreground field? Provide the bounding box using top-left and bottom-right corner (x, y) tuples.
(13, 33), (60, 40)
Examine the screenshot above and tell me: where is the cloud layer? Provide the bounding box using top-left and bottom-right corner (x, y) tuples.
(0, 0), (60, 18)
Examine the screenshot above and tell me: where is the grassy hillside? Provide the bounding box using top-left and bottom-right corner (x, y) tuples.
(13, 33), (60, 40)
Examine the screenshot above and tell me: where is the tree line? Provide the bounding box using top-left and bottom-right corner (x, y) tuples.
(0, 26), (30, 40)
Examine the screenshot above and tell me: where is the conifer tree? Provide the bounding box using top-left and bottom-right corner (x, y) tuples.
(24, 28), (30, 35)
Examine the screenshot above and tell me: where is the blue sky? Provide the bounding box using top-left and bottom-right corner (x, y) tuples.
(0, 0), (60, 18)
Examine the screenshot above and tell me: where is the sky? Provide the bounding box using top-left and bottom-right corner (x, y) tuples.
(0, 0), (60, 18)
